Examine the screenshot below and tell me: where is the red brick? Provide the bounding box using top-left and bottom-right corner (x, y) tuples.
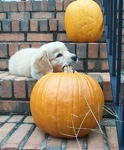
(57, 33), (69, 42)
(100, 73), (112, 100)
(0, 80), (12, 98)
(20, 20), (29, 31)
(0, 101), (30, 114)
(0, 13), (6, 20)
(18, 2), (25, 11)
(56, 12), (64, 19)
(40, 0), (48, 10)
(10, 12), (30, 20)
(32, 1), (41, 11)
(12, 20), (19, 32)
(58, 19), (64, 31)
(49, 19), (57, 31)
(0, 59), (8, 69)
(31, 42), (41, 48)
(0, 72), (9, 79)
(122, 37), (124, 44)
(100, 43), (107, 58)
(105, 126), (119, 150)
(88, 43), (98, 58)
(76, 43), (87, 58)
(27, 33), (53, 42)
(20, 43), (30, 49)
(0, 114), (119, 150)
(2, 74), (17, 79)
(13, 77), (27, 98)
(65, 43), (75, 54)
(56, 0), (63, 10)
(8, 43), (18, 57)
(23, 116), (34, 123)
(46, 135), (62, 147)
(87, 131), (104, 150)
(0, 23), (1, 32)
(122, 45), (124, 51)
(10, 12), (23, 20)
(26, 1), (32, 11)
(39, 19), (48, 31)
(0, 2), (3, 12)
(122, 28), (124, 36)
(2, 19), (10, 32)
(88, 61), (95, 70)
(32, 12), (53, 19)
(8, 115), (24, 123)
(88, 60), (102, 71)
(100, 73), (110, 82)
(10, 2), (17, 12)
(3, 2), (10, 12)
(66, 138), (83, 150)
(1, 124), (32, 149)
(0, 116), (10, 122)
(23, 127), (45, 149)
(122, 53), (124, 59)
(0, 34), (24, 42)
(71, 60), (84, 71)
(47, 1), (55, 11)
(0, 44), (7, 58)
(26, 78), (36, 98)
(101, 60), (108, 70)
(30, 19), (38, 31)
(0, 123), (16, 142)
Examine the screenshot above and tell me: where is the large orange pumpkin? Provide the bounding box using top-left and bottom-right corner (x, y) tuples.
(64, 0), (103, 42)
(30, 72), (104, 138)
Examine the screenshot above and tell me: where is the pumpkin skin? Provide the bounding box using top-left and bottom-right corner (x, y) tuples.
(30, 72), (104, 138)
(64, 0), (103, 42)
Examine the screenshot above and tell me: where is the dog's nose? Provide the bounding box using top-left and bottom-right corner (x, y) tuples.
(71, 55), (77, 61)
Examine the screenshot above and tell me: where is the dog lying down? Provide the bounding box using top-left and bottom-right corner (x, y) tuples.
(9, 41), (77, 80)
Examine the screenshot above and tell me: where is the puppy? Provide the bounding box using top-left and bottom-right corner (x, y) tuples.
(9, 41), (77, 80)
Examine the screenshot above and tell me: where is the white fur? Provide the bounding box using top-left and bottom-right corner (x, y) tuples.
(9, 41), (77, 80)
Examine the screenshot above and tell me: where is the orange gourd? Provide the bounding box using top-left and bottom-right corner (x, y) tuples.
(30, 72), (104, 138)
(64, 0), (103, 42)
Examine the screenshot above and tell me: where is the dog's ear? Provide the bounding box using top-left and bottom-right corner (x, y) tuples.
(33, 51), (53, 75)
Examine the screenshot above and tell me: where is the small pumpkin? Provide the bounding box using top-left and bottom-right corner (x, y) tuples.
(64, 0), (103, 42)
(30, 72), (104, 138)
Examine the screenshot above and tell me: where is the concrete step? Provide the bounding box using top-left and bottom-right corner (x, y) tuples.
(0, 115), (119, 150)
(0, 71), (112, 115)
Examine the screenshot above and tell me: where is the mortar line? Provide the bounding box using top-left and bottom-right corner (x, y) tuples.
(18, 124), (36, 150)
(40, 133), (49, 150)
(0, 115), (27, 147)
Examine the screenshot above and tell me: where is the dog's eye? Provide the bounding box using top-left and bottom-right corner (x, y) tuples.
(56, 53), (63, 58)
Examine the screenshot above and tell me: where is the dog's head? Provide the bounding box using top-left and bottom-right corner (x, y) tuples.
(42, 42), (77, 72)
(34, 42), (77, 74)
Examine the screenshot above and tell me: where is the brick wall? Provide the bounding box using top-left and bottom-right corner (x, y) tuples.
(0, 0), (108, 73)
(0, 0), (115, 114)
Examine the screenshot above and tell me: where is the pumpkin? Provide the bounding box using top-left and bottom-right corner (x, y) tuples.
(30, 72), (104, 138)
(64, 0), (103, 42)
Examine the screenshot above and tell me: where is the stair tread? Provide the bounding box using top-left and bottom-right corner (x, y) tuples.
(0, 115), (119, 150)
(0, 71), (112, 114)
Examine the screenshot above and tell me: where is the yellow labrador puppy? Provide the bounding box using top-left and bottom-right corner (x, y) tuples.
(9, 41), (77, 80)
